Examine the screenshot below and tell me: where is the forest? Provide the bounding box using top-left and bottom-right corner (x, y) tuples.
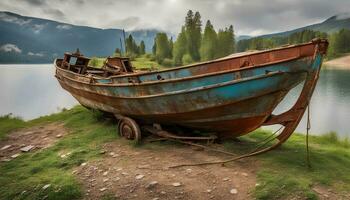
(120, 10), (350, 67)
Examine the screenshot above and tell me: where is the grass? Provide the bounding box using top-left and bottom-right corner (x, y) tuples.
(0, 114), (26, 139)
(1, 107), (349, 199)
(223, 129), (350, 199)
(0, 106), (118, 200)
(88, 55), (163, 70)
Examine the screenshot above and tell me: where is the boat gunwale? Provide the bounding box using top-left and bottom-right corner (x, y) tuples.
(57, 70), (302, 99)
(55, 53), (311, 87)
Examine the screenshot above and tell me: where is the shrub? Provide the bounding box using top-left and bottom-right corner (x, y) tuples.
(162, 58), (174, 67)
(182, 54), (193, 65)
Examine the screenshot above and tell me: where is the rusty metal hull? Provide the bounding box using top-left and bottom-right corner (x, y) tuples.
(55, 39), (328, 138)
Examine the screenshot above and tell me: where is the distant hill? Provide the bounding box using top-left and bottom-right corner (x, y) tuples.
(260, 13), (350, 39)
(0, 12), (160, 63)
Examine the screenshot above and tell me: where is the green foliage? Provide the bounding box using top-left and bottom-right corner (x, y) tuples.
(125, 34), (146, 57)
(215, 25), (235, 58)
(162, 58), (173, 67)
(0, 114), (25, 140)
(139, 40), (146, 55)
(131, 56), (164, 69)
(182, 53), (193, 65)
(155, 32), (172, 63)
(89, 57), (105, 68)
(173, 26), (187, 66)
(200, 20), (218, 61)
(154, 10), (235, 66)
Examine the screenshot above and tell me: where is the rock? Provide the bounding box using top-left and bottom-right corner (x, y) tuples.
(114, 177), (120, 181)
(255, 183), (260, 187)
(103, 171), (108, 176)
(146, 181), (158, 189)
(103, 178), (109, 182)
(1, 145), (11, 151)
(241, 172), (248, 177)
(42, 184), (51, 190)
(11, 153), (20, 158)
(121, 172), (128, 176)
(230, 188), (238, 194)
(81, 162), (87, 166)
(99, 150), (106, 154)
(135, 174), (145, 180)
(206, 189), (212, 193)
(152, 198), (159, 200)
(99, 187), (107, 192)
(223, 177), (230, 181)
(56, 134), (62, 138)
(20, 145), (34, 152)
(160, 191), (166, 195)
(116, 168), (123, 171)
(172, 182), (182, 187)
(186, 168), (192, 173)
(137, 164), (150, 169)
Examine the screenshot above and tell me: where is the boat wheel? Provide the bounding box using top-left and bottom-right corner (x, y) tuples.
(117, 117), (141, 143)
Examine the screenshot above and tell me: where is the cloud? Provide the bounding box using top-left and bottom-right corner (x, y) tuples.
(0, 0), (350, 36)
(0, 12), (31, 26)
(32, 24), (45, 33)
(0, 44), (22, 53)
(56, 24), (72, 30)
(28, 52), (44, 56)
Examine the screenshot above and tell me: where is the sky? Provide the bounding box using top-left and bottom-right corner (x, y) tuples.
(0, 0), (349, 36)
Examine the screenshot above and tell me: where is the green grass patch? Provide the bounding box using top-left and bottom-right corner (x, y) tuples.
(0, 106), (118, 200)
(0, 114), (26, 140)
(223, 129), (350, 199)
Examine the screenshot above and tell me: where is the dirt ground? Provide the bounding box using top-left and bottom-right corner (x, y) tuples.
(76, 142), (258, 200)
(0, 123), (66, 161)
(0, 123), (340, 200)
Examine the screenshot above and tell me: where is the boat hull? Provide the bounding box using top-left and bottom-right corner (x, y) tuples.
(55, 40), (328, 138)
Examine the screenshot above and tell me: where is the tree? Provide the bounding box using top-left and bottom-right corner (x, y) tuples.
(152, 38), (156, 55)
(140, 40), (146, 55)
(185, 10), (202, 62)
(173, 26), (187, 65)
(216, 25), (235, 58)
(155, 32), (171, 63)
(200, 20), (217, 61)
(169, 37), (173, 58)
(114, 48), (121, 56)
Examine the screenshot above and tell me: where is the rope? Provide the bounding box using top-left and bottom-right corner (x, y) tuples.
(306, 105), (312, 168)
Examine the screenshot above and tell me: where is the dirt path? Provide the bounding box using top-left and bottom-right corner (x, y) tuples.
(76, 142), (258, 200)
(0, 123), (67, 161)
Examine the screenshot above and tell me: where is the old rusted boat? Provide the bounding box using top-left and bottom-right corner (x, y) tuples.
(54, 39), (328, 150)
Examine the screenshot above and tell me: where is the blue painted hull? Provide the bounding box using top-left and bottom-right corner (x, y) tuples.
(55, 41), (327, 137)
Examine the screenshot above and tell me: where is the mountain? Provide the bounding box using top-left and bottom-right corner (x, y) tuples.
(260, 13), (350, 39)
(0, 12), (159, 63)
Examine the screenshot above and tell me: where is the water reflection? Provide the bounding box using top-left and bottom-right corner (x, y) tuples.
(0, 64), (77, 120)
(271, 69), (350, 137)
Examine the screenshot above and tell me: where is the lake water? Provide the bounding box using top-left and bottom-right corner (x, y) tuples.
(1, 64), (349, 137)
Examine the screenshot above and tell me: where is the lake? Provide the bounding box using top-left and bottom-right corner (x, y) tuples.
(1, 64), (349, 137)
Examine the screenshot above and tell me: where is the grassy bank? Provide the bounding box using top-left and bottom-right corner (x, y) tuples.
(89, 55), (163, 70)
(1, 106), (349, 199)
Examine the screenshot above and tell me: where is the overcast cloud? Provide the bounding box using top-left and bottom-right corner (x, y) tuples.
(0, 0), (349, 36)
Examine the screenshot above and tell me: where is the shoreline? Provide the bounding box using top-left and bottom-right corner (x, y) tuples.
(324, 54), (350, 69)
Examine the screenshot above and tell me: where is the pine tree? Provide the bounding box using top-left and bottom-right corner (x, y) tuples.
(169, 37), (173, 58)
(155, 32), (171, 63)
(200, 20), (217, 61)
(185, 10), (202, 62)
(173, 26), (187, 65)
(140, 40), (146, 55)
